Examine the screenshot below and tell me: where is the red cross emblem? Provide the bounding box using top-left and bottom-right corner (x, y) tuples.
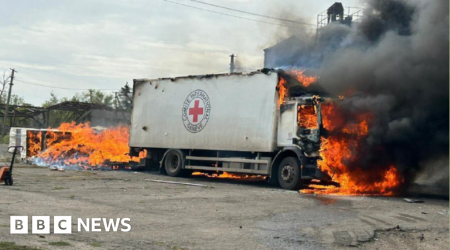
(182, 90), (211, 133)
(189, 100), (204, 123)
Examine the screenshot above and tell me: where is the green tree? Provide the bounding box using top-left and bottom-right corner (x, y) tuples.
(75, 89), (113, 107)
(42, 92), (59, 108)
(119, 82), (132, 111)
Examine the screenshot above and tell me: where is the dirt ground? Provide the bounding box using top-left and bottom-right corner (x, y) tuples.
(0, 166), (448, 250)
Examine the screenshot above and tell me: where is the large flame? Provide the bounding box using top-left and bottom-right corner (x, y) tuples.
(298, 105), (318, 129)
(277, 77), (287, 106)
(288, 69), (318, 87)
(35, 122), (144, 169)
(277, 70), (318, 107)
(301, 102), (402, 195)
(27, 131), (42, 158)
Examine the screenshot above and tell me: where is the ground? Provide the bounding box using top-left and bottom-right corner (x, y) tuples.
(0, 166), (448, 250)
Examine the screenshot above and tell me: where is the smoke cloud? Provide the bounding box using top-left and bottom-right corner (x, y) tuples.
(273, 0), (449, 192)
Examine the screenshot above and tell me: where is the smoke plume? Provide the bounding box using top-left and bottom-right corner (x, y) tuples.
(274, 0), (449, 192)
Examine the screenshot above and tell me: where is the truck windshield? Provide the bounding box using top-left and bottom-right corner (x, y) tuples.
(297, 105), (318, 129)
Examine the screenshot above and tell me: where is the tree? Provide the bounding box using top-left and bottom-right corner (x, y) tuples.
(43, 92), (60, 108)
(119, 82), (132, 111)
(74, 89), (113, 107)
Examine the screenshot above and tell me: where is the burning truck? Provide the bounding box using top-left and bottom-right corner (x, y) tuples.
(128, 69), (336, 190)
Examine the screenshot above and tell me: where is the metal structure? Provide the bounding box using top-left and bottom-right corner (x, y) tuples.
(0, 104), (45, 132)
(44, 101), (113, 127)
(317, 2), (362, 31)
(0, 101), (129, 132)
(129, 69), (334, 190)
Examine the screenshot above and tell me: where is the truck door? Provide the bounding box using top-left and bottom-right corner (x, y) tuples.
(277, 103), (297, 147)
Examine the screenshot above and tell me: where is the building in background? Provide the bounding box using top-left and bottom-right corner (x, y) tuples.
(264, 2), (362, 69)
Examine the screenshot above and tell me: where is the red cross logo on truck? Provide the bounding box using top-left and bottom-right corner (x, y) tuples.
(189, 100), (204, 123)
(182, 90), (211, 133)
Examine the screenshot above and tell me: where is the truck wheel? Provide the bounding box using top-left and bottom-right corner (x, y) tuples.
(278, 157), (302, 190)
(164, 150), (185, 177)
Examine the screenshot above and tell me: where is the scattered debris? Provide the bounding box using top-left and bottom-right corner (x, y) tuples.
(438, 210), (449, 215)
(404, 198), (424, 203)
(145, 179), (208, 187)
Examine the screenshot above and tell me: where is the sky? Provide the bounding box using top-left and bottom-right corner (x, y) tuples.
(0, 0), (361, 106)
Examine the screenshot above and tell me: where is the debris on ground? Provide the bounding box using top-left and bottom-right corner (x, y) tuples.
(404, 198), (424, 203)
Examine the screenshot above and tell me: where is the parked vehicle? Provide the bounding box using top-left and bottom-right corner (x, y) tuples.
(129, 70), (332, 189)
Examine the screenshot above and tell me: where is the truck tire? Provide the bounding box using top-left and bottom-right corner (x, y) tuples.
(278, 157), (302, 190)
(164, 150), (185, 177)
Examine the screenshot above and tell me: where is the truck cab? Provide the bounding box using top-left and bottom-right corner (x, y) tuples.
(274, 96), (332, 189)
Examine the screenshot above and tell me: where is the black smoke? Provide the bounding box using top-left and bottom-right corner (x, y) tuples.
(275, 0), (449, 192)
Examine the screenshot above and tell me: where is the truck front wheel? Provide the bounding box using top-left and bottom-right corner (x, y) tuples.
(164, 150), (185, 177)
(278, 157), (302, 190)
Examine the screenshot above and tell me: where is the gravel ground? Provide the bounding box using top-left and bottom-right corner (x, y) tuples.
(0, 166), (448, 250)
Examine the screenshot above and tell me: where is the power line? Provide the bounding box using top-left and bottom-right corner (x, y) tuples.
(189, 0), (315, 26)
(15, 79), (119, 91)
(163, 0), (307, 30)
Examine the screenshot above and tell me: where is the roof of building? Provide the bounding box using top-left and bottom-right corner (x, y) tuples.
(264, 35), (305, 52)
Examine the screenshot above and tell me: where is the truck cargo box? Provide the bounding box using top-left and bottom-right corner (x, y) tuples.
(130, 71), (279, 152)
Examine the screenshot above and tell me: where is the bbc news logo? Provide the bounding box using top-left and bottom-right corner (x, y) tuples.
(10, 216), (131, 234)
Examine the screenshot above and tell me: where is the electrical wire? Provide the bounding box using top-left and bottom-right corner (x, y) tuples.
(163, 0), (307, 30)
(189, 0), (316, 26)
(14, 79), (119, 91)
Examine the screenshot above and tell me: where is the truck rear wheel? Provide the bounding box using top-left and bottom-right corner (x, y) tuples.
(164, 150), (185, 177)
(278, 157), (302, 190)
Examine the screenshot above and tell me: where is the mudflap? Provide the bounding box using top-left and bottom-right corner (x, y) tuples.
(300, 157), (340, 187)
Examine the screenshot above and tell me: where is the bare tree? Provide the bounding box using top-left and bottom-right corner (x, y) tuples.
(0, 70), (10, 104)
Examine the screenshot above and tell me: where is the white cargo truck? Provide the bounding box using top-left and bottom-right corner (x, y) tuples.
(129, 69), (333, 189)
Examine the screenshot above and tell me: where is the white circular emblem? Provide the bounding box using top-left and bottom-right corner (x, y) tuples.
(182, 90), (211, 133)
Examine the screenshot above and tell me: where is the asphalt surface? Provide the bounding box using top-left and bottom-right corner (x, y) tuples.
(0, 166), (448, 250)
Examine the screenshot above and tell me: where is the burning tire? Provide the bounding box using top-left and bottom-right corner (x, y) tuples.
(164, 150), (185, 177)
(278, 157), (302, 190)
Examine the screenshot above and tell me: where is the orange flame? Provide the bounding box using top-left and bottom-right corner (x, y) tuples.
(288, 70), (318, 87)
(37, 122), (144, 168)
(277, 70), (318, 107)
(192, 171), (266, 180)
(298, 105), (318, 129)
(277, 77), (287, 106)
(27, 131), (42, 157)
(301, 102), (402, 195)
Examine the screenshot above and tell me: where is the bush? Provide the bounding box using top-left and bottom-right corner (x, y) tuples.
(2, 134), (9, 144)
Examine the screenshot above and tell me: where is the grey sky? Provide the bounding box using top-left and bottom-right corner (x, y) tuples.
(0, 0), (361, 106)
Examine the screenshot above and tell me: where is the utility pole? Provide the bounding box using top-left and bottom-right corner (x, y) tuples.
(2, 69), (16, 135)
(230, 54), (236, 73)
(113, 92), (119, 121)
